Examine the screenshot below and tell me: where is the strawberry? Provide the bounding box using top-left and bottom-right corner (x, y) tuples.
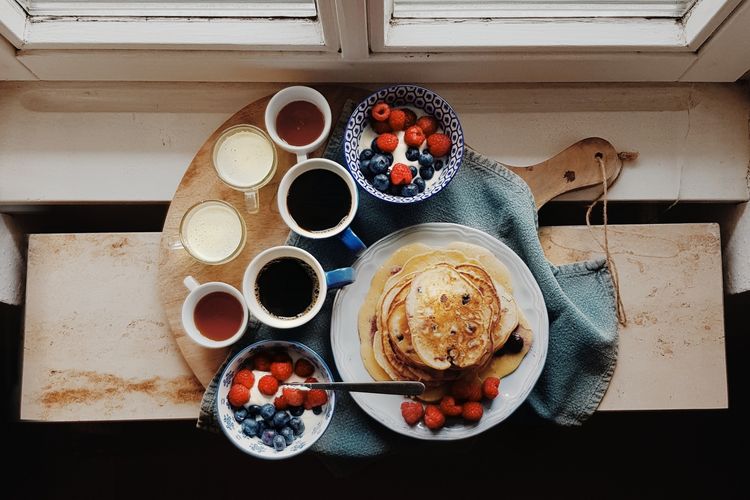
(233, 368), (255, 389)
(403, 109), (417, 128)
(258, 374), (279, 396)
(451, 379), (482, 402)
(439, 396), (463, 417)
(304, 388), (328, 409)
(375, 133), (399, 153)
(372, 120), (392, 134)
(427, 133), (451, 157)
(404, 126), (426, 148)
(294, 358), (315, 378)
(482, 377), (500, 400)
(305, 377), (318, 383)
(282, 387), (305, 407)
(390, 163), (413, 186)
(462, 401), (484, 422)
(253, 354), (271, 372)
(424, 405), (446, 430)
(400, 401), (424, 426)
(388, 109), (408, 131)
(270, 361), (293, 381)
(273, 394), (289, 410)
(371, 102), (391, 122)
(227, 384), (250, 407)
(416, 116), (439, 136)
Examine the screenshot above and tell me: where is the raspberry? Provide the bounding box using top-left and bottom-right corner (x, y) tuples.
(233, 368), (255, 389)
(462, 401), (484, 422)
(371, 102), (391, 122)
(451, 379), (482, 402)
(274, 394), (288, 410)
(427, 133), (451, 157)
(375, 133), (399, 153)
(404, 126), (426, 148)
(372, 120), (392, 134)
(258, 374), (279, 396)
(439, 396), (463, 417)
(416, 116), (439, 136)
(482, 377), (500, 400)
(305, 377), (318, 383)
(270, 361), (293, 381)
(400, 401), (424, 426)
(403, 109), (417, 128)
(390, 163), (413, 186)
(253, 354), (271, 372)
(228, 384), (250, 407)
(294, 358), (315, 378)
(424, 405), (446, 430)
(281, 387), (305, 407)
(304, 388), (328, 409)
(388, 109), (408, 131)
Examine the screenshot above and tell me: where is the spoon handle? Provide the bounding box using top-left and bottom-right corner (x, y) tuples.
(285, 381), (425, 396)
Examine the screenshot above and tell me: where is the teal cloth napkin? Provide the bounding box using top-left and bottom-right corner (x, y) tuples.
(198, 100), (619, 459)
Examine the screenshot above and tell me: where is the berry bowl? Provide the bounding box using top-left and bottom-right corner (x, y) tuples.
(216, 340), (335, 460)
(343, 84), (464, 203)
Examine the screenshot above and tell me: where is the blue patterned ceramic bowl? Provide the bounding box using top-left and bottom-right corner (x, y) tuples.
(216, 340), (335, 460)
(344, 84), (464, 203)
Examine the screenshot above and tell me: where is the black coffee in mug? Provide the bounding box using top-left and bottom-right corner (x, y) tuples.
(255, 257), (320, 318)
(286, 169), (351, 232)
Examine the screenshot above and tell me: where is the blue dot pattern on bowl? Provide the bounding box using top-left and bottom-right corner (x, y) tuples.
(344, 85), (465, 203)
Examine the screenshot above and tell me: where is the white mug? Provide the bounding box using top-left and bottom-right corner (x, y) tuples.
(264, 86), (332, 163)
(242, 246), (355, 329)
(181, 276), (249, 348)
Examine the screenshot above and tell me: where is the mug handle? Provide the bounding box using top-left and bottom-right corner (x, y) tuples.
(325, 267), (355, 290)
(184, 276), (200, 292)
(295, 153), (308, 163)
(339, 227), (366, 255)
(244, 189), (260, 214)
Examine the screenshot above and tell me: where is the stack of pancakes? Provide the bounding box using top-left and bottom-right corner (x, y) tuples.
(359, 242), (530, 394)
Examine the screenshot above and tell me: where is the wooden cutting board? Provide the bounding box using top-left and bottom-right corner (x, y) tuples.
(158, 85), (622, 387)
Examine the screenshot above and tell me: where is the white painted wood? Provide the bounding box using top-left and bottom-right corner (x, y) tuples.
(334, 0), (368, 60)
(0, 0), (27, 48)
(23, 1), (317, 17)
(0, 34), (36, 79)
(680, 0), (750, 81)
(0, 82), (747, 204)
(722, 202), (750, 295)
(317, 0), (341, 54)
(683, 0), (743, 50)
(0, 214), (24, 305)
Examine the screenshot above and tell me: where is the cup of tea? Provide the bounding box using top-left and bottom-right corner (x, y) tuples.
(242, 246), (355, 329)
(170, 199), (247, 265)
(212, 124), (278, 214)
(277, 158), (366, 255)
(264, 86), (332, 163)
(181, 276), (248, 348)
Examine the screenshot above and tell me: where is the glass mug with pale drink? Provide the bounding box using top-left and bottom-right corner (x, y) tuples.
(170, 199), (247, 265)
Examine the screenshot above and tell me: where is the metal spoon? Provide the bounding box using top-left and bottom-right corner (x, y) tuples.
(284, 381), (425, 396)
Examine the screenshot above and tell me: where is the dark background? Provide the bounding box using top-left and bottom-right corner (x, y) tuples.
(1, 202), (745, 498)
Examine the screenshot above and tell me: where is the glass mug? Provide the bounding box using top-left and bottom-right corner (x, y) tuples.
(211, 124), (278, 214)
(170, 199), (247, 265)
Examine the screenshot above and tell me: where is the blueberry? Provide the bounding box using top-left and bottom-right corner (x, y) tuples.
(401, 184), (419, 197)
(241, 419), (258, 437)
(388, 184), (402, 196)
(312, 406), (323, 415)
(261, 429), (277, 447)
(359, 149), (375, 161)
(413, 177), (426, 193)
(372, 174), (390, 192)
(369, 155), (389, 175)
(406, 147), (420, 161)
(418, 152), (434, 167)
(383, 153), (393, 166)
(289, 417), (305, 435)
(409, 165), (418, 178)
(246, 404), (261, 416)
(260, 403), (276, 422)
(434, 159), (444, 171)
(359, 159), (372, 177)
(280, 427), (295, 445)
(504, 331), (524, 354)
(272, 411), (291, 429)
(234, 408), (248, 423)
(419, 165), (435, 181)
(272, 434), (286, 451)
(371, 138), (381, 153)
(289, 406), (304, 417)
(255, 419), (267, 437)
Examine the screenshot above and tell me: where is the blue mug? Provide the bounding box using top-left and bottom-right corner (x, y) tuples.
(277, 158), (366, 255)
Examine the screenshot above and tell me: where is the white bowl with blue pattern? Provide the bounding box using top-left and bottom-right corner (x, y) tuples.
(344, 84), (464, 203)
(216, 340), (335, 460)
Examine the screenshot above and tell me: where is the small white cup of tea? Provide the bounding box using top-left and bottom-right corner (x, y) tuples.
(264, 86), (332, 163)
(242, 246), (354, 329)
(181, 276), (249, 348)
(277, 158), (366, 255)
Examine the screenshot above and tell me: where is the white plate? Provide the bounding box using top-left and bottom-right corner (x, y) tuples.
(330, 223), (549, 440)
